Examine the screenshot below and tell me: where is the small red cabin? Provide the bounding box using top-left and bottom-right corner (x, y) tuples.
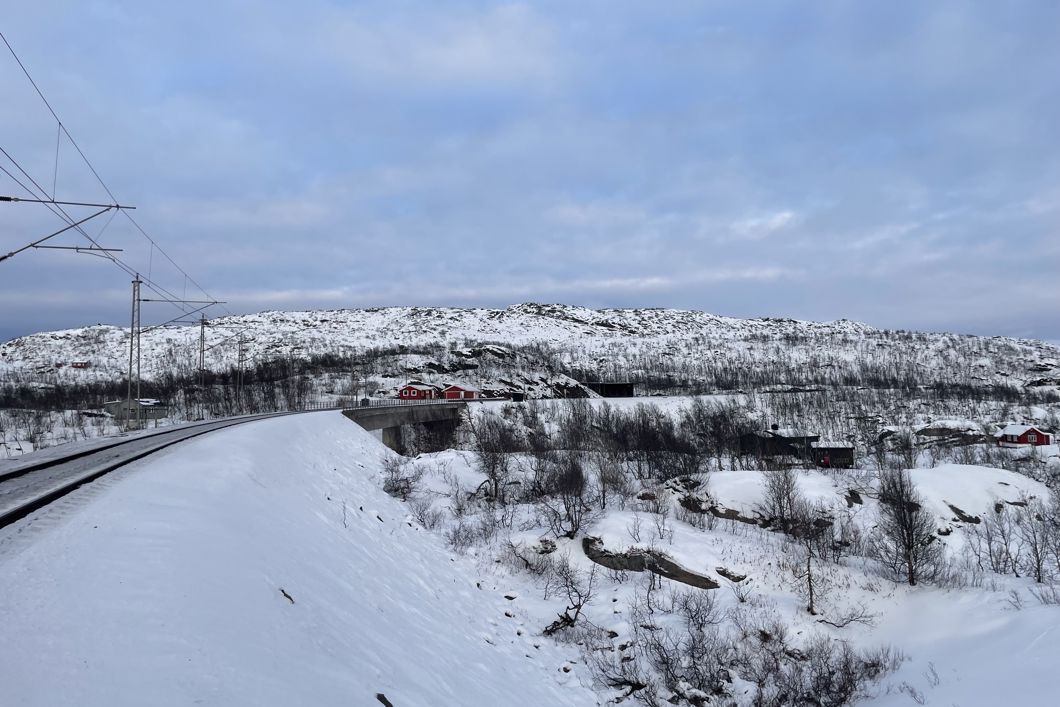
(70, 360), (91, 369)
(398, 383), (440, 400)
(443, 384), (479, 400)
(996, 425), (1052, 447)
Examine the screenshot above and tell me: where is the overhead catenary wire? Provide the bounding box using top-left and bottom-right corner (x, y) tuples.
(1, 29), (278, 382)
(0, 206), (112, 263)
(0, 29), (224, 319)
(2, 137), (204, 316)
(1, 146), (195, 310)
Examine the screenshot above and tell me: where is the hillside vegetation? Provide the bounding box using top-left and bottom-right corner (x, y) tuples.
(1, 304), (1058, 461)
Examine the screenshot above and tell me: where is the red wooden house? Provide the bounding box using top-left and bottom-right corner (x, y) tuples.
(996, 424), (1052, 447)
(442, 384), (479, 400)
(398, 383), (440, 400)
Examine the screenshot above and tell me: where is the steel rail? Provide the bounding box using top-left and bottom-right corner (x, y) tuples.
(0, 398), (484, 530)
(0, 412), (297, 484)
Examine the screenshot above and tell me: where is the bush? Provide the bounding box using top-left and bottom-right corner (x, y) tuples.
(381, 457), (422, 501)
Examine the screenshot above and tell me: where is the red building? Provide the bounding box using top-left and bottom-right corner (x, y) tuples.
(442, 384), (479, 400)
(398, 383), (440, 400)
(996, 424), (1052, 447)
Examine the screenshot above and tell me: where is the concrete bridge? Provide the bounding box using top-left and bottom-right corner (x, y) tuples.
(341, 400), (467, 452)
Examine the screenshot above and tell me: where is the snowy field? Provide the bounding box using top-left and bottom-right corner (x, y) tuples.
(0, 412), (597, 707)
(3, 410), (1060, 705)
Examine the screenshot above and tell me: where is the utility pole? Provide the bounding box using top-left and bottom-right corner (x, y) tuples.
(236, 335), (246, 413)
(354, 360), (362, 409)
(198, 315), (206, 388)
(136, 297), (142, 429)
(126, 274), (141, 430)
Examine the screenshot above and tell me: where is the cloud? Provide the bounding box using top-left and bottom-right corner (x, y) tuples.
(727, 210), (797, 241)
(296, 3), (560, 91)
(156, 196), (335, 231)
(1, 1), (1059, 342)
(221, 266), (801, 315)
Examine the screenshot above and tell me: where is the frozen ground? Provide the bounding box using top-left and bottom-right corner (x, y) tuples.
(400, 445), (1060, 705)
(0, 412), (598, 707)
(3, 409), (1060, 705)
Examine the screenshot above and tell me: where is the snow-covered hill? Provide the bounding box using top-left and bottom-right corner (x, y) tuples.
(2, 303), (1058, 397)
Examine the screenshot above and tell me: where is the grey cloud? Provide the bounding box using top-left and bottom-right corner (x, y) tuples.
(1, 1), (1058, 342)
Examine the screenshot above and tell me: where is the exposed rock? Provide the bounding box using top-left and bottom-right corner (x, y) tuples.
(947, 503), (981, 524)
(715, 567), (747, 583)
(582, 537), (720, 590)
(708, 505), (761, 526)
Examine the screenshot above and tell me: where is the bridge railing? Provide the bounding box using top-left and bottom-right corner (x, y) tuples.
(296, 397), (497, 413)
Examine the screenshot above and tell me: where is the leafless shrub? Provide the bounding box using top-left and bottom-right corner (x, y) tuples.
(466, 410), (521, 504)
(816, 603), (877, 629)
(543, 554), (598, 636)
(734, 614), (903, 707)
(440, 469), (470, 519)
(503, 540), (556, 580)
(652, 506), (675, 545)
(592, 587), (901, 707)
(1015, 497), (1053, 584)
(871, 469), (942, 586)
(675, 503), (711, 530)
(627, 512), (644, 543)
(408, 495), (445, 530)
(538, 452), (595, 539)
(1030, 584), (1060, 606)
(445, 521), (476, 553)
(381, 457), (422, 501)
(759, 468), (801, 533)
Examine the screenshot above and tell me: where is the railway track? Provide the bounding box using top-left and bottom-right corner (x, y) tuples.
(0, 411), (311, 530)
(0, 397), (480, 532)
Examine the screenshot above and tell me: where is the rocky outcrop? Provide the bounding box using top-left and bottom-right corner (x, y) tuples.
(582, 537), (719, 590)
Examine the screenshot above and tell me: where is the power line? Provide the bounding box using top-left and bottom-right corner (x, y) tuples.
(0, 194), (132, 209)
(1, 146), (194, 310)
(0, 206), (113, 263)
(0, 29), (225, 320)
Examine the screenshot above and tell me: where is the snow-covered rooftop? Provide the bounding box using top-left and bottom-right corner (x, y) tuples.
(443, 383), (480, 392)
(103, 398), (164, 407)
(402, 383), (440, 392)
(997, 424), (1048, 437)
(769, 428), (818, 439)
(811, 440), (855, 448)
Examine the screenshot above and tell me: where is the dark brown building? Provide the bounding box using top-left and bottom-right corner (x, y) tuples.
(585, 381), (637, 398)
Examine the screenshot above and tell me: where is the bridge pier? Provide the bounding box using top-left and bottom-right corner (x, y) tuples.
(381, 426), (404, 454)
(379, 417), (459, 454)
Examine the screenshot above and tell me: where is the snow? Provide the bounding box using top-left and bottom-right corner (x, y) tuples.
(909, 464), (1050, 520)
(867, 591), (1060, 706)
(708, 468), (842, 514)
(770, 427), (816, 438)
(0, 412), (598, 707)
(5, 391), (1060, 705)
(3, 304), (1056, 393)
(916, 419), (980, 433)
(998, 423), (1048, 436)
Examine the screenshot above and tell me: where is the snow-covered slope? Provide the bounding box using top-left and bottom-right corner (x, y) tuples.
(2, 303), (1058, 394)
(0, 412), (598, 707)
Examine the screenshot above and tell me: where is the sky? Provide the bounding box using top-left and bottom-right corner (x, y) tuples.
(1, 1), (1058, 343)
